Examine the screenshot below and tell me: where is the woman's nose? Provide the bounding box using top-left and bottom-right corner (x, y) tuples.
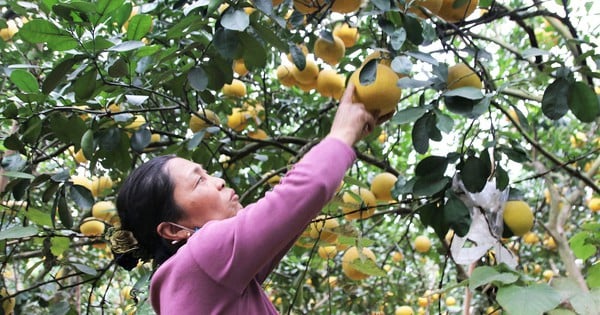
(212, 177), (225, 189)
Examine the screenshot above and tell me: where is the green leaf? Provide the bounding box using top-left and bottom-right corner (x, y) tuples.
(10, 69), (39, 93)
(57, 193), (73, 229)
(418, 202), (449, 240)
(569, 231), (596, 260)
(403, 14), (423, 45)
(359, 59), (378, 86)
(567, 82), (600, 122)
(1, 171), (35, 180)
(130, 128), (152, 153)
(73, 69), (97, 101)
(444, 87), (484, 100)
(221, 9), (250, 31)
(497, 284), (562, 315)
(42, 57), (81, 94)
(542, 78), (571, 120)
(23, 208), (53, 227)
(392, 106), (426, 124)
(469, 266), (519, 290)
(495, 165), (509, 190)
(72, 263), (97, 276)
(213, 27), (241, 60)
(587, 263), (600, 288)
(188, 67), (208, 91)
(251, 18), (288, 52)
(69, 184), (94, 212)
(19, 19), (78, 51)
(81, 129), (95, 160)
(413, 176), (450, 197)
(0, 226), (38, 240)
(107, 40), (145, 52)
(459, 156), (489, 193)
(444, 191), (472, 237)
(415, 155), (448, 178)
(21, 116), (43, 144)
(127, 14), (153, 40)
(240, 32), (267, 70)
(412, 114), (430, 154)
(50, 237), (70, 256)
(348, 257), (387, 277)
(97, 0), (124, 18)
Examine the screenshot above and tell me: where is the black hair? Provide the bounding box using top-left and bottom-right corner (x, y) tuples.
(115, 155), (184, 269)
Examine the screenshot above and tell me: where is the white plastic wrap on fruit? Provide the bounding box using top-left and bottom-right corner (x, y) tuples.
(449, 177), (517, 268)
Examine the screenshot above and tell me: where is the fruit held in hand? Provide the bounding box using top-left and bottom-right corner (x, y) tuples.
(349, 62), (402, 115)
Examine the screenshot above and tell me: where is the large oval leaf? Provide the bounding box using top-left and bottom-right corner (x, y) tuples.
(567, 82), (600, 122)
(542, 78), (570, 120)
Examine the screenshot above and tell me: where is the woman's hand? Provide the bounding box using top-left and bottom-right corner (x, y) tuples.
(327, 83), (380, 146)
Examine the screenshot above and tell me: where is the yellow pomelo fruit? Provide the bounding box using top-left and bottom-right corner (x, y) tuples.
(291, 57), (320, 85)
(107, 103), (121, 113)
(1, 288), (15, 314)
(395, 305), (414, 315)
(69, 146), (88, 164)
(407, 0), (443, 19)
(445, 296), (457, 306)
(486, 306), (501, 315)
(378, 130), (388, 143)
(589, 197), (600, 212)
(414, 235), (431, 253)
(248, 129), (269, 140)
(447, 63), (482, 90)
(297, 77), (318, 92)
(189, 109), (221, 133)
(333, 23), (359, 48)
(0, 20), (18, 41)
(266, 174), (281, 186)
(244, 102), (265, 121)
(314, 35), (346, 66)
(233, 59), (249, 77)
(417, 297), (429, 307)
(222, 79), (247, 97)
(331, 0), (362, 14)
(318, 245), (338, 259)
(391, 251), (403, 262)
(542, 269), (554, 281)
(125, 115), (146, 130)
(276, 64), (297, 87)
(437, 0), (479, 23)
(227, 109), (248, 132)
(308, 215), (339, 243)
(503, 200), (534, 237)
(91, 176), (114, 197)
(342, 186), (377, 220)
(544, 235), (557, 250)
(350, 63), (402, 115)
(522, 231), (540, 245)
(150, 133), (161, 143)
(80, 218), (105, 236)
(341, 246), (376, 281)
(293, 0), (326, 14)
(370, 172), (398, 201)
(92, 200), (116, 222)
(316, 68), (345, 99)
(71, 175), (93, 191)
(121, 286), (133, 300)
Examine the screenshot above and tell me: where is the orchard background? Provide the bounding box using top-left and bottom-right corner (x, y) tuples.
(1, 0), (599, 314)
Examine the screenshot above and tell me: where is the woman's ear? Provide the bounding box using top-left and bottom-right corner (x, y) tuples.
(156, 222), (190, 242)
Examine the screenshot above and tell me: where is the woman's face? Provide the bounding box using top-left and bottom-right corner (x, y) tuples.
(166, 158), (243, 228)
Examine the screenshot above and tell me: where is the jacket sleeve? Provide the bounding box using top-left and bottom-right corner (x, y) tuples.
(186, 137), (355, 293)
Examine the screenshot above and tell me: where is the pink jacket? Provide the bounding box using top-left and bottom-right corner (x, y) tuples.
(150, 137), (356, 314)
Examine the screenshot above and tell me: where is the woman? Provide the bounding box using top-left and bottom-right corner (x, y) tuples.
(113, 84), (384, 314)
